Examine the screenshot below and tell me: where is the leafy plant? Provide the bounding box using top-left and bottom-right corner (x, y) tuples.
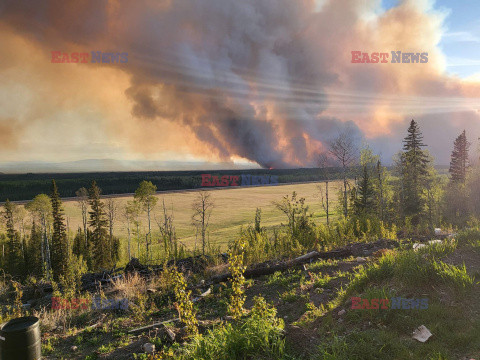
(170, 266), (198, 336)
(227, 237), (247, 320)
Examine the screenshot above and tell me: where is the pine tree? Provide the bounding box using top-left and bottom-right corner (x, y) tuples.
(449, 130), (470, 184)
(400, 119), (431, 224)
(354, 165), (375, 214)
(27, 222), (43, 277)
(3, 200), (22, 277)
(51, 180), (69, 280)
(88, 181), (111, 270)
(72, 228), (86, 259)
(376, 160), (385, 221)
(73, 228), (95, 270)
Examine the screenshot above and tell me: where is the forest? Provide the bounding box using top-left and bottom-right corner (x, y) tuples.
(0, 167), (348, 202)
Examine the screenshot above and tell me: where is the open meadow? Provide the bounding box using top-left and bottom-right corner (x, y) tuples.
(57, 181), (342, 261)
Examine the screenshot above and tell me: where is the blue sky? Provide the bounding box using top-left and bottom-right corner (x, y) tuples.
(383, 0), (480, 79)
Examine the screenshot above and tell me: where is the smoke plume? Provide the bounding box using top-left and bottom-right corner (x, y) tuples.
(1, 0), (480, 166)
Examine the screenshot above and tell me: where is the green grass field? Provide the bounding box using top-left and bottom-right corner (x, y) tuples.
(58, 181), (342, 258)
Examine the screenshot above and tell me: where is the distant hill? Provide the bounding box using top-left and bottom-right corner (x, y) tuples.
(0, 159), (259, 174)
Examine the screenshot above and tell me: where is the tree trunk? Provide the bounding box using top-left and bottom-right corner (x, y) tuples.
(146, 204), (151, 262)
(136, 222), (140, 259)
(201, 202), (206, 255)
(377, 161), (384, 221)
(326, 180), (329, 225)
(343, 164), (348, 217)
(126, 221), (131, 261)
(45, 229), (52, 280)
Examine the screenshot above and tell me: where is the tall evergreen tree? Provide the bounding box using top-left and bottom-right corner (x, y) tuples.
(88, 181), (111, 270)
(354, 165), (375, 214)
(50, 180), (69, 280)
(72, 228), (95, 270)
(400, 119), (431, 224)
(449, 130), (470, 184)
(376, 160), (385, 221)
(27, 222), (44, 277)
(3, 200), (22, 277)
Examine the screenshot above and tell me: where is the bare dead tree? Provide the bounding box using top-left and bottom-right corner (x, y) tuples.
(329, 126), (359, 218)
(192, 191), (214, 256)
(106, 198), (118, 261)
(13, 206), (28, 240)
(317, 153), (332, 226)
(155, 199), (178, 260)
(122, 200), (139, 261)
(134, 181), (158, 262)
(75, 187), (89, 248)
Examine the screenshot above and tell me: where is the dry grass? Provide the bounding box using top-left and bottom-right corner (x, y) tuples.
(205, 263), (229, 278)
(34, 305), (91, 333)
(58, 181), (342, 253)
(111, 273), (146, 301)
(12, 182), (342, 267)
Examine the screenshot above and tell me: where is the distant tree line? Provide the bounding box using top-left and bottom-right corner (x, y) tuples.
(0, 168), (348, 202)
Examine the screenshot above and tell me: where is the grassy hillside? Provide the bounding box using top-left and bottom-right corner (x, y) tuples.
(28, 228), (479, 359)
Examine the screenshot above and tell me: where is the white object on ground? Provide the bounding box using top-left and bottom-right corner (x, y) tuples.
(166, 327), (176, 341)
(412, 325), (432, 342)
(143, 343), (155, 353)
(413, 243), (426, 251)
(200, 288), (211, 297)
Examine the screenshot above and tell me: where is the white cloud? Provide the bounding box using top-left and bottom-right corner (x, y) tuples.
(442, 31), (480, 43)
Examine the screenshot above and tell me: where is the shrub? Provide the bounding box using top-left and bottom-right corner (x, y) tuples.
(347, 246), (474, 298)
(456, 226), (480, 248)
(170, 266), (198, 336)
(182, 296), (285, 360)
(227, 238), (247, 320)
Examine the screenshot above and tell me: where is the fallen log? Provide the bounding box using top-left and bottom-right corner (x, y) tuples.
(206, 239), (399, 285)
(75, 239), (397, 294)
(208, 248), (353, 284)
(128, 318), (179, 334)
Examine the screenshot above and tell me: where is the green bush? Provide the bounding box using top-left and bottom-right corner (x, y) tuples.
(456, 226), (480, 248)
(168, 296), (286, 360)
(347, 245), (473, 298)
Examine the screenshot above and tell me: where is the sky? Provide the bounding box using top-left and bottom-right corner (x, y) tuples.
(1, 0), (480, 171)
